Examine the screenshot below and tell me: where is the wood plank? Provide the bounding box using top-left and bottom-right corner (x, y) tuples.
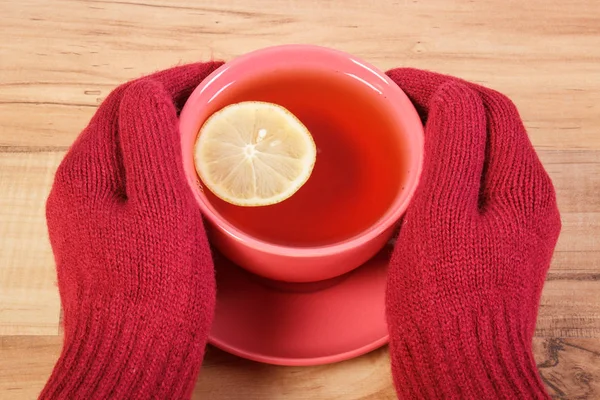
(1, 0), (599, 149)
(0, 103), (93, 150)
(0, 152), (62, 335)
(534, 338), (600, 399)
(540, 151), (600, 214)
(555, 213), (600, 255)
(1, 336), (598, 399)
(538, 279), (600, 337)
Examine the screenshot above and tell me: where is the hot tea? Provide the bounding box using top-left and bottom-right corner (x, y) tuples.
(202, 69), (408, 247)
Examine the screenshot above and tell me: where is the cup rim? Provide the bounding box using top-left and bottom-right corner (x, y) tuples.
(179, 44), (424, 258)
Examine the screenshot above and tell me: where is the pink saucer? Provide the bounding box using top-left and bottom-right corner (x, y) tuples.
(208, 244), (392, 366)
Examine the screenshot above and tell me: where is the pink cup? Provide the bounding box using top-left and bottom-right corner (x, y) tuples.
(179, 45), (423, 283)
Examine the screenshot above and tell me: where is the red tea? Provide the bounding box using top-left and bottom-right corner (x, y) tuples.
(203, 70), (408, 247)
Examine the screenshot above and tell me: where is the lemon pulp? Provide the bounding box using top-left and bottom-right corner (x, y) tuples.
(193, 101), (317, 207)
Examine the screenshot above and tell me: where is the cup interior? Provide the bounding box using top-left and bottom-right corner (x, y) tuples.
(180, 45), (423, 258)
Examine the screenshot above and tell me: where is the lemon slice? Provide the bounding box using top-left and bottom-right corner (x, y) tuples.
(193, 101), (317, 207)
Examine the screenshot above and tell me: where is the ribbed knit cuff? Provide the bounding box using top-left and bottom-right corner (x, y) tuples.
(388, 298), (549, 400)
(39, 289), (208, 399)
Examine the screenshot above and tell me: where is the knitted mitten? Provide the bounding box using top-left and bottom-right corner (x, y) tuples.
(41, 62), (222, 399)
(385, 68), (561, 399)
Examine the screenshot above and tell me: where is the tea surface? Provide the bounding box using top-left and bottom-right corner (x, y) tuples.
(203, 70), (408, 247)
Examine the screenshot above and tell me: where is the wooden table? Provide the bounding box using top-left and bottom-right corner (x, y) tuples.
(1, 1), (599, 398)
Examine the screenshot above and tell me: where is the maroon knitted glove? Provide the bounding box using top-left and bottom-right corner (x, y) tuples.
(41, 62), (223, 399)
(385, 69), (561, 399)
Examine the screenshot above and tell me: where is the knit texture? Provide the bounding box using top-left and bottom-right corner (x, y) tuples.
(41, 62), (223, 399)
(385, 68), (561, 399)
(42, 62), (561, 399)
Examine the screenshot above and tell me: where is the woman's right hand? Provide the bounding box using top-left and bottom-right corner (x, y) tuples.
(385, 68), (561, 399)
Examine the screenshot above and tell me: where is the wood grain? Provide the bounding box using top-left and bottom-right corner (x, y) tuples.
(1, 337), (598, 399)
(0, 152), (62, 335)
(1, 0), (599, 398)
